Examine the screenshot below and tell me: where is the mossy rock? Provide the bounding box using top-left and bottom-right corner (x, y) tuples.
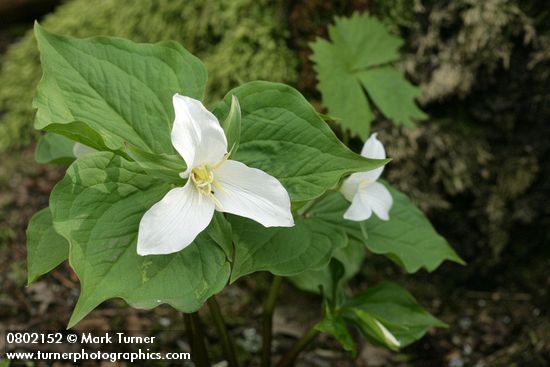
(0, 0), (297, 152)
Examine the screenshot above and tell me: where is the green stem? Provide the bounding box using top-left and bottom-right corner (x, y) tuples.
(261, 275), (283, 367)
(207, 296), (239, 367)
(275, 325), (320, 367)
(299, 191), (329, 218)
(342, 128), (350, 146)
(184, 312), (211, 367)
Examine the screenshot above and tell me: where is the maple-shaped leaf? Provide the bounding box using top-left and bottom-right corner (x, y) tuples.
(310, 13), (427, 138)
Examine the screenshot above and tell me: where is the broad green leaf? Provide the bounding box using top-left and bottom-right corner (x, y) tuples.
(229, 216), (347, 282)
(305, 192), (366, 241)
(365, 184), (465, 272)
(0, 359), (10, 367)
(50, 152), (230, 327)
(35, 133), (75, 165)
(33, 23), (207, 154)
(310, 13), (425, 138)
(316, 315), (356, 355)
(43, 121), (126, 158)
(221, 95), (242, 155)
(213, 81), (388, 202)
(209, 213), (234, 259)
(289, 239), (365, 297)
(26, 207), (69, 285)
(307, 187), (463, 273)
(357, 67), (427, 128)
(343, 282), (447, 347)
(125, 144), (185, 184)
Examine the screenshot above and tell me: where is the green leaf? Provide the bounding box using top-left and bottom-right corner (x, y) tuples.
(213, 81), (388, 202)
(316, 315), (356, 355)
(344, 282), (447, 347)
(221, 95), (241, 155)
(327, 13), (403, 69)
(365, 184), (465, 272)
(50, 152), (230, 327)
(289, 239), (365, 297)
(33, 23), (207, 154)
(357, 67), (427, 128)
(125, 144), (186, 184)
(26, 207), (69, 285)
(208, 212), (234, 260)
(35, 133), (75, 165)
(310, 13), (425, 138)
(305, 192), (366, 241)
(0, 359), (10, 367)
(229, 216), (347, 282)
(310, 40), (373, 138)
(350, 309), (401, 350)
(43, 121), (126, 157)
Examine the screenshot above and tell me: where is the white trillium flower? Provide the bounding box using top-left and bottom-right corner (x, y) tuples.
(340, 133), (393, 221)
(137, 94), (294, 256)
(374, 319), (401, 348)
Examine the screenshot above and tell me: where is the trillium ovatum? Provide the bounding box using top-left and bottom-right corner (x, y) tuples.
(28, 25), (389, 326)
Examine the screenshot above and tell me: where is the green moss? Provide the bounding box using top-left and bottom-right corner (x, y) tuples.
(0, 0), (297, 152)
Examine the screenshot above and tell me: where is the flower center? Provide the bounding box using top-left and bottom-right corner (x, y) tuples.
(358, 178), (374, 191)
(190, 165), (215, 196)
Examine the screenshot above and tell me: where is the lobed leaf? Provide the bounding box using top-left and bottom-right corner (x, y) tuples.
(310, 13), (425, 137)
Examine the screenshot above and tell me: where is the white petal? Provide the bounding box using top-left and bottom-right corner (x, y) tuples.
(361, 133), (386, 159)
(137, 181), (215, 255)
(374, 319), (401, 348)
(363, 182), (393, 221)
(340, 173), (362, 202)
(343, 191), (372, 221)
(72, 142), (96, 158)
(360, 133), (386, 182)
(171, 94), (227, 176)
(341, 172), (377, 201)
(212, 160), (294, 227)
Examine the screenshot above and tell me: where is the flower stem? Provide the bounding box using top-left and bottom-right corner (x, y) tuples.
(261, 275), (283, 367)
(275, 325), (320, 367)
(184, 312), (211, 367)
(207, 296), (239, 367)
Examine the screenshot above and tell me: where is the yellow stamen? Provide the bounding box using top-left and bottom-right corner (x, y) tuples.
(190, 164), (224, 210)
